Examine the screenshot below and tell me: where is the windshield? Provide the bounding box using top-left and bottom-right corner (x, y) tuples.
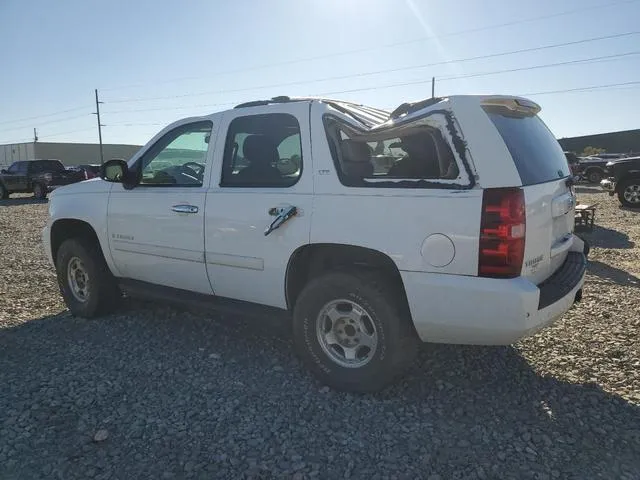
(484, 108), (570, 185)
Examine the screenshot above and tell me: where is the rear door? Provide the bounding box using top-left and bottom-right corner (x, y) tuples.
(482, 103), (574, 284)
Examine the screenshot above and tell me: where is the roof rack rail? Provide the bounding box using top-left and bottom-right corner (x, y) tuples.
(234, 96), (300, 109)
(389, 97), (443, 120)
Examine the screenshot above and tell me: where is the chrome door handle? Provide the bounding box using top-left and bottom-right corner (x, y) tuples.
(171, 204), (199, 214)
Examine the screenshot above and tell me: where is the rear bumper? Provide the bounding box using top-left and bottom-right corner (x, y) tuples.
(402, 239), (587, 345)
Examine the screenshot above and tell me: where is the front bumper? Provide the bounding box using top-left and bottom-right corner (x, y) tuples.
(600, 178), (615, 195)
(42, 222), (55, 268)
(401, 237), (587, 345)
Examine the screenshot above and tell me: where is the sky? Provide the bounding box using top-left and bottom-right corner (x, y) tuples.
(0, 0), (638, 147)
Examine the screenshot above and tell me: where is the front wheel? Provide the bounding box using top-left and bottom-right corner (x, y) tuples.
(55, 238), (121, 317)
(292, 271), (419, 393)
(587, 170), (603, 184)
(0, 183), (8, 199)
(618, 179), (640, 208)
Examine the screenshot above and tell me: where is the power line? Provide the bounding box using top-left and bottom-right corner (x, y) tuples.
(521, 80), (640, 96)
(309, 52), (640, 97)
(104, 30), (640, 105)
(39, 127), (96, 139)
(0, 113), (90, 134)
(100, 0), (640, 92)
(0, 106), (87, 127)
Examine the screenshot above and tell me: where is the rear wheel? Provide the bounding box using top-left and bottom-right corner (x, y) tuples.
(618, 179), (640, 208)
(292, 271), (419, 393)
(33, 183), (47, 200)
(55, 238), (120, 317)
(587, 169), (603, 184)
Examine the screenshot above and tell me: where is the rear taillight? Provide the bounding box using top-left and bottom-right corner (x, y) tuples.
(478, 187), (526, 278)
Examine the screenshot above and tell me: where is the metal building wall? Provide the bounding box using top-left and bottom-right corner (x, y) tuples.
(0, 143), (35, 166)
(31, 142), (142, 166)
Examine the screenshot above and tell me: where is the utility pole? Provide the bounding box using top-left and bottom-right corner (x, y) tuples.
(93, 89), (105, 164)
(431, 77), (435, 98)
(33, 128), (38, 143)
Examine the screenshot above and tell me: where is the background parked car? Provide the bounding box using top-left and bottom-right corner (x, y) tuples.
(66, 164), (101, 180)
(573, 153), (629, 184)
(0, 159), (86, 200)
(601, 156), (640, 208)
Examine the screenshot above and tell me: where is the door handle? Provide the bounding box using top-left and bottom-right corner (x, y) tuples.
(265, 205), (297, 236)
(171, 204), (199, 214)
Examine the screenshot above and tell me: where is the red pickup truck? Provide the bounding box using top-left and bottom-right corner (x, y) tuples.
(0, 159), (86, 200)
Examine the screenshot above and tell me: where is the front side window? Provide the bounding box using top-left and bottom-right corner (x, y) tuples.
(221, 113), (302, 187)
(7, 162), (20, 173)
(138, 121), (213, 187)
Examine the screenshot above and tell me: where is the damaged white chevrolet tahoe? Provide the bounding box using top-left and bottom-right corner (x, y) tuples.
(42, 95), (587, 392)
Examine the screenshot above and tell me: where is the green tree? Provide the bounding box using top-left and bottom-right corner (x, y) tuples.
(581, 146), (606, 156)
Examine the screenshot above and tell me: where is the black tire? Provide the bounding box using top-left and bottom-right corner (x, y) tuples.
(0, 183), (8, 200)
(33, 183), (47, 200)
(617, 178), (640, 209)
(55, 237), (120, 318)
(587, 169), (603, 184)
(292, 270), (419, 393)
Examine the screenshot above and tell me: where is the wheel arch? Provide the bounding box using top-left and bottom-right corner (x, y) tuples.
(615, 174), (640, 192)
(285, 243), (410, 312)
(50, 219), (106, 267)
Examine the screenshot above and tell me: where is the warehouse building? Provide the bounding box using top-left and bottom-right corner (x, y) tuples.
(0, 141), (142, 168)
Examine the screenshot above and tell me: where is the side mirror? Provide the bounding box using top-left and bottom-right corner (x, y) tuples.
(100, 159), (138, 188)
(100, 159), (128, 182)
(0, 169), (6, 174)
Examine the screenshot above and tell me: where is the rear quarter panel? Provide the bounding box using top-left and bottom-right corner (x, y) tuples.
(309, 103), (483, 275)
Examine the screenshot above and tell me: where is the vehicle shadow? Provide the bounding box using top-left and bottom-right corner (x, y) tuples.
(580, 225), (635, 249)
(1, 308), (639, 478)
(587, 260), (640, 288)
(0, 197), (47, 207)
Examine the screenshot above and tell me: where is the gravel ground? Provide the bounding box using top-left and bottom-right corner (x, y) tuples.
(1, 190), (639, 480)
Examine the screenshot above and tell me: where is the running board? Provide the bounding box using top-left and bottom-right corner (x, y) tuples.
(117, 278), (290, 321)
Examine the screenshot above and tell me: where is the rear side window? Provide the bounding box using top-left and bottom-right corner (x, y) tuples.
(484, 108), (570, 185)
(34, 160), (64, 173)
(324, 118), (466, 188)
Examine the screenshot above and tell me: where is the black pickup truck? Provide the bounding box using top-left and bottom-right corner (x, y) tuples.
(601, 156), (640, 208)
(0, 159), (85, 200)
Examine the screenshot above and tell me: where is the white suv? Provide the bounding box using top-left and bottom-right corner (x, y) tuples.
(42, 95), (587, 392)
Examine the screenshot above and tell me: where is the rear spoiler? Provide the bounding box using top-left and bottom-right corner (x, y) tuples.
(481, 97), (541, 116)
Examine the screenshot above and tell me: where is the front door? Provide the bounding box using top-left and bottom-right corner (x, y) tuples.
(107, 120), (217, 294)
(204, 104), (313, 308)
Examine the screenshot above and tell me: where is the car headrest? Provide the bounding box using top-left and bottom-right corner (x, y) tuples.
(242, 135), (279, 165)
(341, 140), (372, 164)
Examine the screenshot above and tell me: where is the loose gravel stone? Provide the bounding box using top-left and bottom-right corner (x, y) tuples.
(1, 189), (639, 479)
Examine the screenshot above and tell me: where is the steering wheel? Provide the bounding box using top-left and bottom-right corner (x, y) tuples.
(180, 162), (205, 180)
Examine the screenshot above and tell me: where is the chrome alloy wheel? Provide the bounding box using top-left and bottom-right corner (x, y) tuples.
(316, 299), (378, 368)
